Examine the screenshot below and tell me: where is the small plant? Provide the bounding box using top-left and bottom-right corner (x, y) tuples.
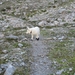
(63, 23), (69, 27)
(6, 6), (11, 10)
(73, 19), (75, 22)
(1, 8), (6, 11)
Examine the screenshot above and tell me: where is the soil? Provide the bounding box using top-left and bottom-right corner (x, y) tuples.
(29, 37), (56, 75)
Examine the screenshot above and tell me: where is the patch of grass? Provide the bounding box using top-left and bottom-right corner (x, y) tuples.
(13, 42), (19, 47)
(41, 29), (50, 37)
(21, 42), (31, 48)
(22, 17), (28, 20)
(6, 6), (11, 10)
(48, 2), (56, 8)
(0, 42), (10, 50)
(14, 66), (30, 75)
(61, 69), (75, 75)
(67, 29), (75, 37)
(1, 8), (6, 11)
(26, 10), (37, 17)
(41, 28), (56, 38)
(0, 59), (7, 64)
(58, 0), (74, 7)
(63, 23), (69, 27)
(9, 41), (31, 48)
(69, 0), (74, 2)
(49, 40), (73, 59)
(0, 1), (13, 12)
(41, 9), (46, 12)
(26, 8), (47, 18)
(54, 0), (57, 3)
(45, 26), (52, 29)
(48, 39), (75, 74)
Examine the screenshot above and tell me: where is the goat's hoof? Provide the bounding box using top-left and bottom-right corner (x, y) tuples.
(36, 38), (39, 41)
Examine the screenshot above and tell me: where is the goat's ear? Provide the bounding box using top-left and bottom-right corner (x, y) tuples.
(27, 26), (29, 29)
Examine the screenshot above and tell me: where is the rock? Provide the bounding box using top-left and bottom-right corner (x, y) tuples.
(58, 36), (65, 40)
(69, 68), (72, 71)
(29, 13), (49, 21)
(0, 64), (8, 74)
(1, 54), (8, 59)
(58, 18), (62, 22)
(0, 33), (4, 39)
(12, 48), (21, 51)
(19, 38), (28, 42)
(38, 20), (47, 27)
(71, 3), (75, 8)
(0, 2), (3, 5)
(54, 21), (59, 25)
(20, 62), (26, 66)
(5, 16), (26, 28)
(53, 37), (57, 40)
(2, 50), (8, 54)
(62, 0), (69, 2)
(18, 43), (23, 47)
(58, 7), (66, 14)
(56, 69), (64, 75)
(5, 34), (19, 40)
(4, 64), (16, 75)
(72, 12), (75, 17)
(48, 23), (55, 26)
(65, 14), (74, 22)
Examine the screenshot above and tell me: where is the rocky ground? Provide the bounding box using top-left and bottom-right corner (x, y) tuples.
(0, 0), (75, 75)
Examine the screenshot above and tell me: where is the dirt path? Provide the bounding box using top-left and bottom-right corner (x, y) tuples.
(29, 37), (54, 75)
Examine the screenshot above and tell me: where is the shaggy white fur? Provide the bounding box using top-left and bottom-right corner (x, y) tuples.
(26, 26), (40, 40)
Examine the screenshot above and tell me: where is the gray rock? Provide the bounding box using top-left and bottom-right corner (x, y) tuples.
(54, 21), (59, 25)
(0, 64), (8, 74)
(5, 34), (19, 40)
(18, 43), (23, 47)
(20, 62), (26, 66)
(56, 69), (64, 75)
(0, 33), (4, 39)
(2, 50), (8, 54)
(38, 21), (47, 27)
(4, 64), (16, 75)
(0, 2), (3, 5)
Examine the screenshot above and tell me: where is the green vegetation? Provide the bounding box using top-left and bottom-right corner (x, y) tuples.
(14, 66), (30, 75)
(41, 29), (50, 37)
(48, 38), (75, 75)
(26, 8), (47, 18)
(67, 29), (75, 38)
(58, 0), (74, 6)
(0, 59), (7, 64)
(41, 25), (75, 75)
(0, 0), (75, 75)
(63, 23), (69, 27)
(0, 1), (13, 11)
